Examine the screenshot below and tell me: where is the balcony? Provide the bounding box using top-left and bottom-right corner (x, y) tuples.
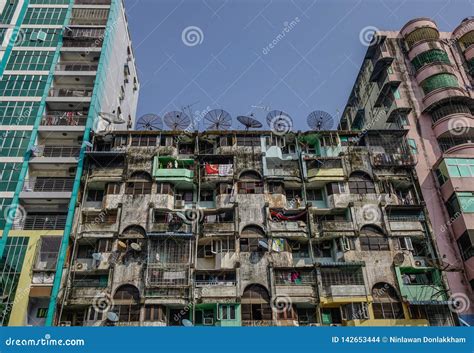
(153, 156), (194, 184)
(371, 152), (416, 167)
(56, 62), (98, 72)
(48, 87), (94, 99)
(41, 113), (88, 127)
(74, 0), (111, 4)
(400, 18), (439, 49)
(395, 267), (446, 303)
(275, 285), (315, 299)
(195, 281), (237, 299)
(321, 284), (366, 298)
(318, 221), (355, 237)
(201, 163), (234, 181)
(264, 160), (301, 179)
(33, 145), (81, 160)
(14, 214), (67, 230)
(201, 222), (235, 234)
(69, 9), (109, 26)
(21, 178), (74, 199)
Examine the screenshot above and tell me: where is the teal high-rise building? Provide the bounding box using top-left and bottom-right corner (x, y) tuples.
(0, 0), (139, 326)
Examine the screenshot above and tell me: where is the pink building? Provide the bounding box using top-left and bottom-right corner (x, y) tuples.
(341, 17), (474, 324)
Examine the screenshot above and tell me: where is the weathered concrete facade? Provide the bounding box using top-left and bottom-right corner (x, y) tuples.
(57, 130), (456, 326)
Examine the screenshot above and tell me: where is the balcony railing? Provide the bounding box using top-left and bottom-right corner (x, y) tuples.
(37, 145), (81, 158)
(49, 88), (94, 98)
(62, 39), (103, 48)
(56, 63), (98, 72)
(74, 0), (111, 4)
(372, 152), (416, 166)
(41, 114), (88, 126)
(15, 214), (67, 230)
(23, 178), (74, 192)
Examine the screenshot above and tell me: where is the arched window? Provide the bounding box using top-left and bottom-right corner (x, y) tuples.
(349, 172), (375, 194)
(126, 171), (153, 195)
(360, 225), (389, 251)
(113, 285), (140, 323)
(241, 284), (272, 324)
(238, 171), (263, 194)
(372, 283), (404, 319)
(240, 225), (266, 252)
(121, 225), (146, 239)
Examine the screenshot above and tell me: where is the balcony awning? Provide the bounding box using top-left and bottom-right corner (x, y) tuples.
(147, 232), (193, 238)
(408, 300), (453, 305)
(316, 261), (365, 267)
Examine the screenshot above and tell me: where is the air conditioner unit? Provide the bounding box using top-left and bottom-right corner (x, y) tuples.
(203, 317), (214, 326)
(75, 262), (87, 271)
(175, 200), (185, 209)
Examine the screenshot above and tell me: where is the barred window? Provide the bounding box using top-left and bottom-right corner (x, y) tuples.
(320, 267), (364, 287)
(125, 182), (152, 195)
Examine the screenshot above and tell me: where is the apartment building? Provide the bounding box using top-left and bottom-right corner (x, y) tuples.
(56, 129), (456, 327)
(340, 17), (474, 324)
(0, 0), (139, 326)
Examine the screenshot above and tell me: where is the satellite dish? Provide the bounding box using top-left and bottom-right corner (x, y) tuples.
(266, 110), (293, 134)
(92, 253), (102, 261)
(99, 112), (125, 124)
(163, 111), (191, 131)
(393, 253), (405, 266)
(106, 311), (119, 322)
(307, 110), (334, 131)
(117, 240), (127, 250)
(237, 114), (262, 130)
(136, 113), (163, 131)
(182, 319), (194, 327)
(258, 240), (269, 249)
(130, 242), (141, 252)
(204, 109), (232, 130)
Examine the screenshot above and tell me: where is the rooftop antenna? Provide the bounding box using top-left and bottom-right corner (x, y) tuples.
(136, 113), (163, 131)
(163, 111), (191, 131)
(307, 110), (335, 131)
(204, 109), (232, 130)
(237, 114), (262, 130)
(266, 110), (293, 134)
(181, 101), (199, 130)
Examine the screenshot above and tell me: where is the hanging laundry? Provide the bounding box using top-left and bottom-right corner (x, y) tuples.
(218, 164), (233, 176)
(272, 238), (285, 252)
(205, 163), (219, 175)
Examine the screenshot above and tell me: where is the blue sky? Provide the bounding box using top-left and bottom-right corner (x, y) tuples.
(124, 0), (473, 130)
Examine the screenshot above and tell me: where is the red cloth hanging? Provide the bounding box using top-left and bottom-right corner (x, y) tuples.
(205, 163), (219, 175)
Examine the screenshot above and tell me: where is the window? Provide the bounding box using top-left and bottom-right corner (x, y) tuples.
(23, 7), (67, 25)
(36, 236), (61, 268)
(0, 102), (39, 126)
(240, 238), (262, 252)
(348, 172), (375, 194)
(87, 307), (103, 321)
(106, 183), (121, 195)
(411, 49), (450, 71)
(144, 305), (166, 322)
(200, 190), (214, 202)
(268, 182), (284, 194)
(36, 308), (48, 318)
(445, 158), (474, 178)
(220, 305), (236, 320)
(277, 305), (297, 320)
(397, 237), (414, 251)
(307, 188), (323, 201)
(125, 182), (152, 195)
(176, 191), (193, 203)
(238, 181), (263, 194)
(360, 236), (389, 251)
(6, 51), (55, 71)
(130, 135), (156, 147)
(236, 136), (260, 146)
(0, 75), (47, 96)
(342, 303), (369, 320)
(86, 189), (104, 202)
(446, 192), (474, 217)
(407, 138), (418, 154)
(320, 267), (364, 287)
(275, 269), (315, 285)
(326, 182), (346, 195)
(83, 211), (117, 224)
(457, 231), (474, 261)
(372, 283), (403, 320)
(156, 183), (173, 195)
